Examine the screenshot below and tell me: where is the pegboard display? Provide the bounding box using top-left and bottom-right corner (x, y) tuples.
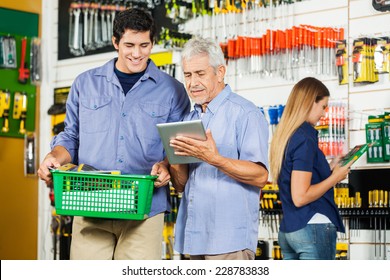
(57, 0), (179, 60)
(0, 8), (38, 138)
(0, 30), (37, 138)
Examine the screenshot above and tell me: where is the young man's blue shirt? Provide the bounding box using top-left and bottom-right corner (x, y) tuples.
(51, 58), (191, 216)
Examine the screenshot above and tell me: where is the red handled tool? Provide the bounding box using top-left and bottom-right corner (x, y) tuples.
(18, 37), (30, 84)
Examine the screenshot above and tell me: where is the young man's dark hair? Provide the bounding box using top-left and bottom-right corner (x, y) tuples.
(112, 8), (156, 45)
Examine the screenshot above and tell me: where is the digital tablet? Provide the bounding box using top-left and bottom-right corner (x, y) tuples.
(157, 120), (206, 164)
(339, 144), (369, 166)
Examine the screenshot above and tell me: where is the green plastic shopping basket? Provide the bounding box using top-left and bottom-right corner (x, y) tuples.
(51, 170), (156, 220)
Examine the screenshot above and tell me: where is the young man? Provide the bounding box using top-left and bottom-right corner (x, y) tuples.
(170, 37), (269, 260)
(38, 8), (190, 260)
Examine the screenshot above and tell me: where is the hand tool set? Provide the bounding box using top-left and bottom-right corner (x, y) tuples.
(261, 180), (390, 260)
(162, 187), (180, 260)
(67, 1), (119, 56)
(260, 183), (282, 248)
(66, 0), (161, 56)
(366, 112), (390, 163)
(352, 36), (390, 85)
(337, 177), (390, 260)
(177, 1), (344, 81)
(1, 33), (39, 139)
(353, 38), (378, 85)
(336, 39), (348, 85)
(0, 89), (36, 137)
(316, 101), (347, 159)
(219, 25), (344, 81)
(0, 35), (41, 84)
(158, 28), (193, 49)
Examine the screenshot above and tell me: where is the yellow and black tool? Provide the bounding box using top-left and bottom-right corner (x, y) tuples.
(0, 90), (5, 126)
(336, 40), (348, 85)
(0, 90), (11, 133)
(12, 91), (28, 134)
(19, 93), (28, 134)
(57, 163), (77, 171)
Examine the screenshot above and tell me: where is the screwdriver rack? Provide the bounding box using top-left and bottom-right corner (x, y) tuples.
(339, 208), (390, 218)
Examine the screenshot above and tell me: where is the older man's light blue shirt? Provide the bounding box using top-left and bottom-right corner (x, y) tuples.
(174, 85), (269, 255)
(51, 59), (190, 216)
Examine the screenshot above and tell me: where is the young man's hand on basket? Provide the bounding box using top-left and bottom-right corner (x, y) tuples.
(38, 146), (71, 187)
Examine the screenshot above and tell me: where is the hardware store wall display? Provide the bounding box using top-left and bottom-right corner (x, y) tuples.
(57, 0), (180, 60)
(35, 0), (390, 260)
(0, 0), (41, 260)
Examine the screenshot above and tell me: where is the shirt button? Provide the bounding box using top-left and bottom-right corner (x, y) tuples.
(122, 113), (126, 117)
(93, 105), (97, 109)
(120, 136), (124, 140)
(118, 159), (123, 163)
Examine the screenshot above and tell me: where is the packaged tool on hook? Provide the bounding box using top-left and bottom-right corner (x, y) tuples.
(1, 35), (17, 68)
(24, 131), (36, 176)
(336, 40), (348, 85)
(0, 89), (11, 133)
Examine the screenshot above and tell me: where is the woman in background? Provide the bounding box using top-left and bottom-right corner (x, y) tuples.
(270, 77), (353, 260)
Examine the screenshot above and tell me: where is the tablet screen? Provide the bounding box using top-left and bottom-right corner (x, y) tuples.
(157, 120), (206, 164)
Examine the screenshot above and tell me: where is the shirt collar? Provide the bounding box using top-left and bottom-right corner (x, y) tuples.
(301, 121), (318, 141)
(97, 58), (159, 84)
(193, 84), (232, 115)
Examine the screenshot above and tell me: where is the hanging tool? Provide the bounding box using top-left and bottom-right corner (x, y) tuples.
(59, 216), (73, 260)
(100, 2), (108, 46)
(372, 0), (390, 12)
(374, 189), (379, 259)
(2, 35), (17, 68)
(69, 1), (85, 56)
(73, 5), (82, 53)
(384, 207), (388, 260)
(268, 106), (278, 137)
(19, 93), (28, 134)
(13, 92), (28, 134)
(30, 37), (41, 85)
(18, 37), (30, 84)
(336, 40), (348, 85)
(1, 90), (11, 133)
(50, 210), (61, 260)
(0, 36), (4, 66)
(25, 132), (36, 175)
(82, 1), (90, 49)
(93, 2), (103, 49)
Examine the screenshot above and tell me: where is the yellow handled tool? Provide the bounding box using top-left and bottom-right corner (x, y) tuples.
(13, 92), (28, 134)
(1, 90), (11, 133)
